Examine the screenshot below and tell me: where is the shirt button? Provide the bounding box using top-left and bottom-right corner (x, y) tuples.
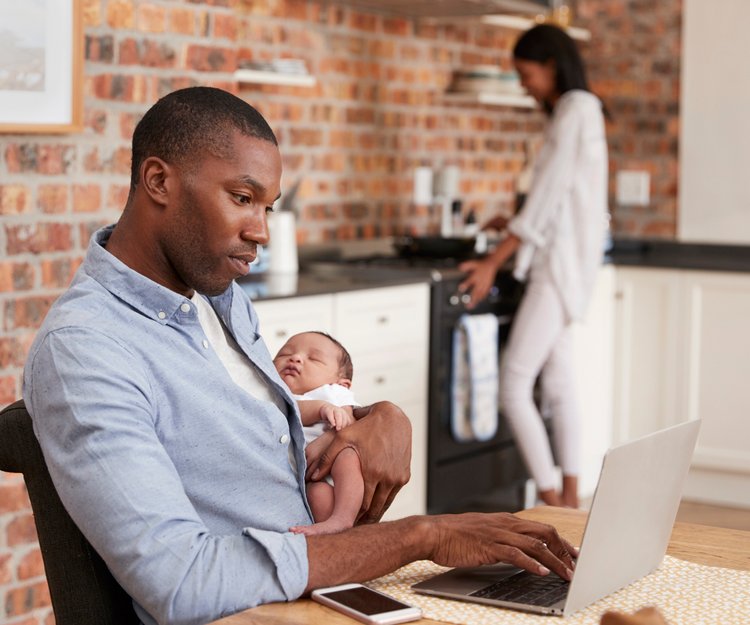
(279, 434), (290, 444)
(202, 340), (209, 349)
(180, 303), (191, 313)
(157, 311), (166, 320)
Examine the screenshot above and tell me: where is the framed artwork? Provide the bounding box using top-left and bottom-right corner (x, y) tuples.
(0, 0), (83, 133)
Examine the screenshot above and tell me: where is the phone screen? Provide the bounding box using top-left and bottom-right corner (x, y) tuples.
(320, 587), (412, 615)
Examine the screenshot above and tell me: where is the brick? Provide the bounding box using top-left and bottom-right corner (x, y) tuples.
(107, 184), (131, 210)
(120, 112), (142, 141)
(185, 45), (237, 72)
(72, 185), (102, 213)
(0, 335), (32, 368)
(85, 108), (108, 134)
(0, 185), (30, 215)
(85, 34), (115, 63)
(0, 481), (30, 514)
(4, 296), (58, 330)
(5, 224), (73, 254)
(4, 580), (51, 617)
(169, 7), (196, 35)
(37, 185), (69, 214)
(107, 0), (135, 29)
(0, 262), (35, 292)
(41, 258), (82, 289)
(17, 549), (45, 580)
(4, 144), (36, 173)
(82, 0), (101, 26)
(0, 376), (18, 407)
(0, 553), (11, 584)
(137, 4), (167, 32)
(213, 13), (239, 40)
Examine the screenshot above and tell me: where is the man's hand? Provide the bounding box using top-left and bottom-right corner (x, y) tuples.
(424, 512), (577, 581)
(305, 511), (578, 592)
(319, 403), (355, 430)
(305, 401), (411, 523)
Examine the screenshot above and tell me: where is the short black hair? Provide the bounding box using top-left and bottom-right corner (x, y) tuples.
(128, 86), (277, 195)
(312, 331), (354, 381)
(513, 24), (590, 114)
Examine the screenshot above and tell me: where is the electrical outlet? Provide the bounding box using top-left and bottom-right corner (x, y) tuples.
(616, 170), (650, 206)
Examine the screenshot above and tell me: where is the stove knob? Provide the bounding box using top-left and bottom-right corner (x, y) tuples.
(460, 293), (472, 304)
(449, 294), (460, 306)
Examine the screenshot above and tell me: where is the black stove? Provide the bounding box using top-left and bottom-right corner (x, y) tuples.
(330, 253), (534, 513)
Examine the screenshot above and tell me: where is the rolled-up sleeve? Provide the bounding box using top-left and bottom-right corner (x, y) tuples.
(25, 327), (309, 625)
(507, 99), (583, 247)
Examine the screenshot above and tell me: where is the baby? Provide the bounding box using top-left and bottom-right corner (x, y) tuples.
(273, 331), (364, 535)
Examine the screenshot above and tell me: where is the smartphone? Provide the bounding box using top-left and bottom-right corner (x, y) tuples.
(311, 583), (422, 625)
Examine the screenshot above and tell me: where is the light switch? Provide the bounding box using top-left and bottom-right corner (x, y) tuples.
(616, 170), (650, 206)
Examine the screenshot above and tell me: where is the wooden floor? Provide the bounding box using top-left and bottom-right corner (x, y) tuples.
(674, 500), (750, 531)
(578, 497), (750, 531)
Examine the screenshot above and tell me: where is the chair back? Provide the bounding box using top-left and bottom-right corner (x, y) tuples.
(0, 400), (139, 625)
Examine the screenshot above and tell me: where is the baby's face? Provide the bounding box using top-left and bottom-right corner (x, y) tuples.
(273, 332), (344, 395)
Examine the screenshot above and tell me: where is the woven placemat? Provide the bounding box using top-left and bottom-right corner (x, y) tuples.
(367, 556), (750, 625)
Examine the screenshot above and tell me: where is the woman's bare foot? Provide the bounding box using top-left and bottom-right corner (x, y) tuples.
(561, 475), (579, 509)
(538, 488), (563, 506)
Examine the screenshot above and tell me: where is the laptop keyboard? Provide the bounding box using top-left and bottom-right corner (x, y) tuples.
(470, 571), (570, 607)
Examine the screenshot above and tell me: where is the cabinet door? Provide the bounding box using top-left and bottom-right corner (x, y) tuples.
(571, 265), (615, 497)
(613, 267), (685, 443)
(334, 283), (430, 518)
(251, 294), (334, 357)
(680, 270), (750, 506)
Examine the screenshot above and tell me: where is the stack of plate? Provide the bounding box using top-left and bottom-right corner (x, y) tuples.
(448, 65), (525, 95)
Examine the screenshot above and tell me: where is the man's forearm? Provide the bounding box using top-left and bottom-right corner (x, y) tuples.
(305, 516), (428, 591)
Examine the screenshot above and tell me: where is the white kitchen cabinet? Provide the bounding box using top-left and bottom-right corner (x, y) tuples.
(613, 266), (750, 507)
(252, 282), (431, 519)
(571, 264), (616, 498)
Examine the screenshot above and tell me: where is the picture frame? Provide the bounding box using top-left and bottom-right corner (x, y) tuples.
(0, 0), (83, 134)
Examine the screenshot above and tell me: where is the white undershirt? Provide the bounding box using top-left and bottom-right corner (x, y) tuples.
(190, 292), (287, 415)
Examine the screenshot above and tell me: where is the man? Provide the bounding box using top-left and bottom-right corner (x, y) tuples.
(24, 87), (576, 625)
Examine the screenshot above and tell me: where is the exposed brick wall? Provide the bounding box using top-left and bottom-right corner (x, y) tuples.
(577, 0), (683, 237)
(0, 1), (681, 622)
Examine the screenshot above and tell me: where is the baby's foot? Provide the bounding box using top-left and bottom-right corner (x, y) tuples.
(290, 516), (354, 536)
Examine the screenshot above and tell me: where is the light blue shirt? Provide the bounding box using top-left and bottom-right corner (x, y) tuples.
(23, 226), (312, 625)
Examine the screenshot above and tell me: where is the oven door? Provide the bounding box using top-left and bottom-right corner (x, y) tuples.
(427, 273), (531, 514)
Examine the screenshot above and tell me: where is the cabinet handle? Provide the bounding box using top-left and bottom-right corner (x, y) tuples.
(377, 315), (389, 324)
(374, 376), (386, 385)
(275, 329), (288, 338)
(614, 291), (624, 300)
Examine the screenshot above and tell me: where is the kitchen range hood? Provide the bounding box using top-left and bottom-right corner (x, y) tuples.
(326, 0), (550, 18)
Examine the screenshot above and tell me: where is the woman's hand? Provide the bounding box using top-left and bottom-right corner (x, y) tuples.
(305, 401), (411, 523)
(458, 258), (499, 309)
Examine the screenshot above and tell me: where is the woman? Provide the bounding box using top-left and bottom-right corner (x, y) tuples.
(459, 24), (609, 508)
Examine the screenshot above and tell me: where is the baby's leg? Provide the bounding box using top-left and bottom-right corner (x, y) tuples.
(291, 449), (363, 536)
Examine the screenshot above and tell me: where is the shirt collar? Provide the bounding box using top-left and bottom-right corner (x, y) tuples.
(84, 225), (232, 325)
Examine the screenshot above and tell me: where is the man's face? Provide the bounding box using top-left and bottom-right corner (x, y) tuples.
(273, 332), (350, 395)
(162, 131), (282, 296)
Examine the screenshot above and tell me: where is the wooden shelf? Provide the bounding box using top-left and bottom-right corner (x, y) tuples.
(234, 69), (316, 87)
(479, 14), (591, 41)
(443, 91), (537, 108)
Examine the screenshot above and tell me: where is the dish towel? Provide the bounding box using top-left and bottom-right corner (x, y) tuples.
(451, 313), (499, 442)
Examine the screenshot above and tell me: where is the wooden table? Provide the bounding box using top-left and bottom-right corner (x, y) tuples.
(210, 506), (750, 625)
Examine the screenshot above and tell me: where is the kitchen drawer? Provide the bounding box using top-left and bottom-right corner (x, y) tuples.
(252, 294), (334, 357)
(333, 284), (430, 352)
(350, 349), (427, 407)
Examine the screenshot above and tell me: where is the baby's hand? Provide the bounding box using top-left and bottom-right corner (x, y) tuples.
(319, 403), (355, 430)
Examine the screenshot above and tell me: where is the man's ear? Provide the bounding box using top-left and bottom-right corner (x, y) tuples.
(337, 377), (352, 389)
(140, 156), (172, 207)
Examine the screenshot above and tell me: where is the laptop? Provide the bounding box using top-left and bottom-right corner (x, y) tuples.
(412, 420), (701, 617)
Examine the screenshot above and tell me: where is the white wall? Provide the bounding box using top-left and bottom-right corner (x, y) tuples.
(679, 0), (750, 244)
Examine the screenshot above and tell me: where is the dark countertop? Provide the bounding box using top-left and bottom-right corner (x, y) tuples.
(607, 238), (750, 273)
(237, 266), (431, 302)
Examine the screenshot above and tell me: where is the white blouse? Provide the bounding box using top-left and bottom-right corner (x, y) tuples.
(507, 89), (609, 322)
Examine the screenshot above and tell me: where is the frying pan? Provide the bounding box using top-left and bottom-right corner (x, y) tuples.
(393, 235), (476, 260)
